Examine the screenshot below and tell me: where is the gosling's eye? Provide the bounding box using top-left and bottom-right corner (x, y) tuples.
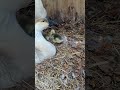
(42, 20), (45, 22)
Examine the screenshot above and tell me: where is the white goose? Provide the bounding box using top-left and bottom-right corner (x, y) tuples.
(0, 0), (34, 88)
(35, 0), (56, 64)
(35, 18), (56, 63)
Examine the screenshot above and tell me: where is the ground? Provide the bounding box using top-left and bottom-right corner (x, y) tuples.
(35, 21), (85, 90)
(86, 0), (120, 89)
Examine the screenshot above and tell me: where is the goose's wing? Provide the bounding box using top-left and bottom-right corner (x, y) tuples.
(35, 0), (47, 19)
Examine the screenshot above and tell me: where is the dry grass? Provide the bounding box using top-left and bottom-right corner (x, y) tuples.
(86, 0), (120, 89)
(35, 22), (85, 90)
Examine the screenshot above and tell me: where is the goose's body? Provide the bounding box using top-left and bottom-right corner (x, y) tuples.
(0, 0), (34, 88)
(35, 19), (56, 63)
(35, 0), (47, 19)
